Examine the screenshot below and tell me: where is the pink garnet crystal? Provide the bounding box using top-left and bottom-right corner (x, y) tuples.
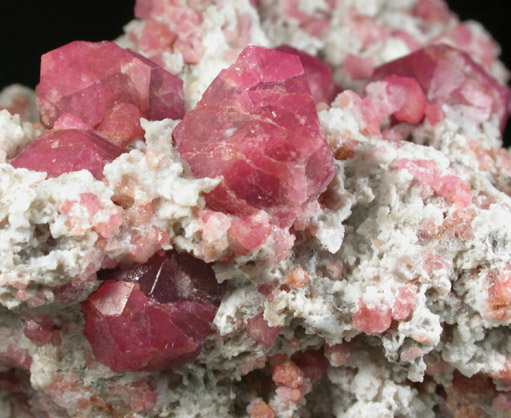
(11, 129), (124, 180)
(82, 251), (224, 372)
(370, 44), (510, 132)
(276, 45), (337, 105)
(173, 46), (336, 227)
(36, 41), (184, 144)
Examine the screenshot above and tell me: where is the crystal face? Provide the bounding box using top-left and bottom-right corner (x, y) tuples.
(276, 45), (337, 105)
(82, 252), (224, 372)
(36, 41), (184, 144)
(384, 75), (428, 124)
(174, 46), (336, 227)
(10, 129), (124, 179)
(371, 44), (510, 131)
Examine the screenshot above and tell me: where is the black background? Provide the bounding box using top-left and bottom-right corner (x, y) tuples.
(0, 1), (509, 142)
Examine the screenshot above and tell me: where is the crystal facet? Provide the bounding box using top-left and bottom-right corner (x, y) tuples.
(276, 45), (337, 105)
(11, 129), (124, 179)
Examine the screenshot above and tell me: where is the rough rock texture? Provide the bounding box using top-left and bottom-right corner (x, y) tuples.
(1, 1), (511, 417)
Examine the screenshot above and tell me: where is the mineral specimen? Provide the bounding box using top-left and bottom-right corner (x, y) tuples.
(1, 0), (511, 417)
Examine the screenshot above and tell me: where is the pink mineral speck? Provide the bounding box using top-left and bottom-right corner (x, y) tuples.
(174, 46), (336, 228)
(107, 381), (157, 413)
(247, 398), (275, 418)
(276, 45), (337, 104)
(351, 15), (388, 48)
(96, 103), (145, 147)
(425, 355), (450, 377)
(493, 392), (511, 415)
(424, 102), (445, 125)
(5, 343), (32, 370)
(398, 159), (472, 209)
(45, 375), (92, 415)
(352, 300), (392, 335)
(228, 216), (271, 255)
(36, 41), (184, 144)
(134, 0), (205, 64)
(291, 349), (328, 383)
(82, 251), (224, 372)
(487, 268), (511, 322)
(392, 287), (417, 322)
(412, 0), (451, 23)
(400, 346), (423, 362)
(246, 313), (280, 350)
(324, 342), (351, 367)
(271, 356), (305, 389)
(11, 129), (124, 180)
(285, 268), (309, 288)
(23, 315), (61, 347)
(371, 44), (510, 132)
(138, 19), (177, 57)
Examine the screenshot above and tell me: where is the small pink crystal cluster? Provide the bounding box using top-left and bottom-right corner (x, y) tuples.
(1, 0), (511, 417)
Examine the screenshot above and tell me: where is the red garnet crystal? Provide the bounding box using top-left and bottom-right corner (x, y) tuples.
(276, 45), (337, 105)
(36, 41), (184, 145)
(371, 44), (510, 131)
(174, 46), (336, 227)
(10, 129), (124, 180)
(82, 251), (224, 372)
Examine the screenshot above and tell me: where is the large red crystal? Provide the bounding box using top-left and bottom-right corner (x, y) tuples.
(371, 44), (510, 132)
(276, 45), (337, 105)
(11, 129), (124, 180)
(82, 251), (224, 372)
(36, 41), (184, 144)
(174, 46), (336, 227)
